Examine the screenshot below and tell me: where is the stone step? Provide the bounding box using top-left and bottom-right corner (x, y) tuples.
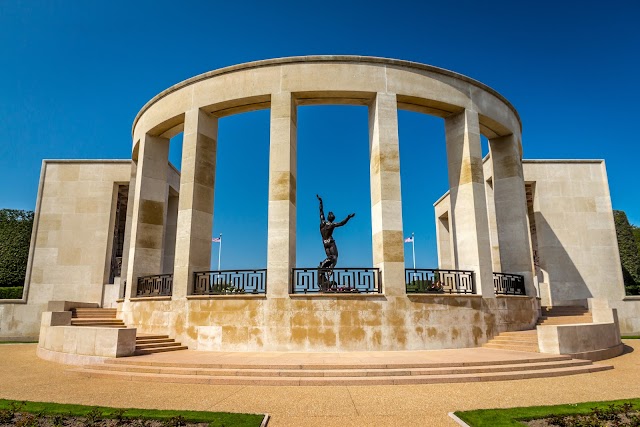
(71, 319), (125, 325)
(135, 338), (175, 345)
(136, 341), (184, 350)
(537, 315), (593, 325)
(134, 346), (189, 356)
(72, 309), (117, 319)
(68, 363), (612, 386)
(483, 342), (540, 352)
(84, 359), (593, 377)
(136, 335), (170, 340)
(103, 353), (573, 369)
(491, 337), (539, 345)
(543, 311), (589, 316)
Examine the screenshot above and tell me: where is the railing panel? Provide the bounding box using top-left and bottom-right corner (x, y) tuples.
(405, 269), (475, 294)
(193, 269), (267, 295)
(136, 274), (173, 297)
(291, 268), (381, 294)
(493, 272), (526, 295)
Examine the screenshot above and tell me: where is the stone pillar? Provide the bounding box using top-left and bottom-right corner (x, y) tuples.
(485, 179), (502, 272)
(125, 134), (170, 298)
(369, 93), (405, 295)
(162, 193), (179, 274)
(120, 161), (136, 301)
(489, 134), (536, 296)
(172, 109), (218, 298)
(444, 109), (494, 297)
(436, 213), (454, 269)
(266, 92), (297, 297)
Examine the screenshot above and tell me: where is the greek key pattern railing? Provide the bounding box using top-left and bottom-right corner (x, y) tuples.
(405, 269), (475, 294)
(193, 269), (267, 295)
(291, 268), (381, 294)
(136, 274), (173, 297)
(493, 272), (526, 295)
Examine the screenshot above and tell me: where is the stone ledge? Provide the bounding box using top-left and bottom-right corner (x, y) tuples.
(129, 296), (172, 301)
(407, 294), (483, 298)
(289, 293), (386, 299)
(623, 296), (640, 301)
(0, 299), (26, 304)
(187, 294), (267, 300)
(496, 295), (535, 299)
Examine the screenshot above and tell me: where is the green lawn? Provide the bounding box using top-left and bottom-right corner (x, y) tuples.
(0, 341), (38, 344)
(454, 398), (640, 427)
(0, 399), (265, 427)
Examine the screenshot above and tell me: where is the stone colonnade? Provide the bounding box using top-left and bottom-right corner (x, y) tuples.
(125, 56), (533, 300)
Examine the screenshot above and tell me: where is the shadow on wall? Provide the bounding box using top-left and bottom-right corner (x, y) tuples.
(534, 213), (592, 305)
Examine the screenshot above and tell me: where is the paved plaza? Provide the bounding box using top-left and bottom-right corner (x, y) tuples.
(1, 342), (638, 426)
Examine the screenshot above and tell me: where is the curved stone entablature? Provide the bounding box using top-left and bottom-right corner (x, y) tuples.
(131, 55), (522, 154)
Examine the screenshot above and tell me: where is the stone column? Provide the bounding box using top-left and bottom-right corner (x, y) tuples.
(445, 109), (494, 297)
(172, 109), (218, 298)
(125, 134), (170, 298)
(120, 161), (136, 301)
(489, 134), (536, 296)
(162, 193), (179, 274)
(436, 213), (454, 269)
(266, 92), (297, 297)
(369, 93), (405, 295)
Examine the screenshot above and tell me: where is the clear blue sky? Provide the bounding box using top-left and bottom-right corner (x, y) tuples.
(1, 1), (639, 270)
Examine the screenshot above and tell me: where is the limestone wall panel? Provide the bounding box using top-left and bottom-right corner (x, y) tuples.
(0, 161), (131, 340)
(118, 295), (536, 351)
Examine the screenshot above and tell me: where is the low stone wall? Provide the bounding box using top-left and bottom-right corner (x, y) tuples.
(37, 311), (136, 363)
(537, 305), (623, 361)
(119, 295), (539, 352)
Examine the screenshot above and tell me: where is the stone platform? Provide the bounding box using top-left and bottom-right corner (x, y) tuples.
(68, 347), (611, 386)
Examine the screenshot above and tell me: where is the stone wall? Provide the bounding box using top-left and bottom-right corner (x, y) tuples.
(0, 161), (130, 340)
(119, 295), (538, 351)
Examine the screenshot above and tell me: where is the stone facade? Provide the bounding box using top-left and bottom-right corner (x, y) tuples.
(0, 56), (632, 351)
(436, 158), (635, 333)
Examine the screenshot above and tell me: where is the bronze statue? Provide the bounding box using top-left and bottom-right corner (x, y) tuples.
(316, 195), (355, 290)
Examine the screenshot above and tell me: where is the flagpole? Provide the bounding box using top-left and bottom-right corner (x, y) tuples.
(412, 232), (416, 270)
(217, 233), (222, 271)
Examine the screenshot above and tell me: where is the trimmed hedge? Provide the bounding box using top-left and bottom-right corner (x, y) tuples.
(0, 286), (23, 299)
(0, 209), (34, 287)
(613, 210), (640, 295)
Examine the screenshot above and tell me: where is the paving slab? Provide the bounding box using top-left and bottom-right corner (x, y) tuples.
(1, 342), (639, 426)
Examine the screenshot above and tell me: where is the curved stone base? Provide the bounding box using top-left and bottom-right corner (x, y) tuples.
(67, 347), (612, 385)
(567, 343), (625, 362)
(119, 295), (539, 352)
(37, 346), (110, 365)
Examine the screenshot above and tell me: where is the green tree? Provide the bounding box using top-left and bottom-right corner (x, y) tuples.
(633, 225), (640, 258)
(613, 210), (640, 295)
(0, 209), (34, 288)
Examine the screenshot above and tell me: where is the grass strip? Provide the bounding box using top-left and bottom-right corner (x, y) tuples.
(0, 399), (264, 427)
(622, 336), (640, 339)
(455, 398), (640, 427)
(0, 341), (38, 344)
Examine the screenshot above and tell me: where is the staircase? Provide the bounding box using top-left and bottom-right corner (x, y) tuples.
(537, 306), (592, 326)
(67, 351), (611, 386)
(70, 308), (187, 355)
(483, 330), (540, 352)
(483, 306), (593, 353)
(71, 308), (125, 327)
(135, 334), (188, 355)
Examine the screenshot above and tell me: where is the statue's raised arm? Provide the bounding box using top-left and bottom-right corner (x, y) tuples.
(316, 194), (325, 222)
(335, 213), (355, 227)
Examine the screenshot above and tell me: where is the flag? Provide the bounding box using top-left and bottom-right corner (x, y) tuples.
(212, 237), (221, 243)
(404, 237), (414, 243)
